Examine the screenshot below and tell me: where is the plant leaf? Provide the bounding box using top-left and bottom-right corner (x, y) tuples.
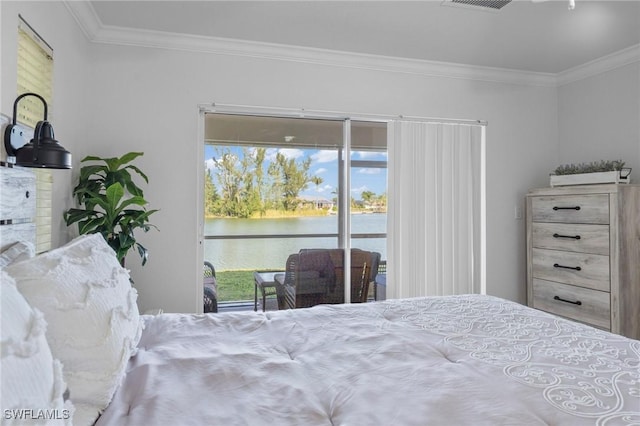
(118, 152), (144, 166)
(81, 155), (105, 162)
(105, 183), (124, 204)
(117, 196), (148, 210)
(136, 242), (149, 266)
(124, 164), (149, 183)
(66, 152), (157, 266)
(64, 208), (101, 226)
(79, 216), (107, 235)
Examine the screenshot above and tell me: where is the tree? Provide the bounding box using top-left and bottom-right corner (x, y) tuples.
(361, 190), (375, 205)
(270, 152), (312, 211)
(208, 147), (317, 216)
(213, 148), (254, 218)
(377, 192), (387, 208)
(241, 148), (262, 216)
(311, 175), (324, 190)
(310, 176), (324, 209)
(252, 148), (268, 216)
(204, 168), (219, 217)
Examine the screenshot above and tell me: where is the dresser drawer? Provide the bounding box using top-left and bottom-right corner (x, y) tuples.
(532, 279), (611, 330)
(531, 222), (609, 255)
(531, 248), (610, 292)
(0, 166), (36, 221)
(531, 194), (609, 224)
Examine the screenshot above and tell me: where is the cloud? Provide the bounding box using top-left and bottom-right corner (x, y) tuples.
(315, 167), (327, 175)
(205, 158), (217, 172)
(351, 185), (369, 195)
(351, 151), (388, 159)
(246, 147), (258, 159)
(265, 148), (279, 161)
(265, 148), (303, 161)
(353, 151), (375, 159)
(358, 168), (381, 175)
(315, 184), (334, 194)
(311, 150), (338, 163)
(279, 148), (304, 159)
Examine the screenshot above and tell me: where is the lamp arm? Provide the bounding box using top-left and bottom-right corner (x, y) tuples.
(32, 121), (44, 162)
(11, 92), (48, 124)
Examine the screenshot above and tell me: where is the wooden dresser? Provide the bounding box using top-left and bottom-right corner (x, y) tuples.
(526, 184), (640, 339)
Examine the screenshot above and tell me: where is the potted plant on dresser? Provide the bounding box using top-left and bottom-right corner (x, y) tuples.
(550, 159), (631, 187)
(64, 152), (158, 266)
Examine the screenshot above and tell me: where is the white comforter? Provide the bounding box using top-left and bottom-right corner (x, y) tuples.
(96, 295), (640, 426)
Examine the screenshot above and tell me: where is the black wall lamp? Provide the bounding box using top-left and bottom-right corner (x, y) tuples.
(4, 92), (71, 169)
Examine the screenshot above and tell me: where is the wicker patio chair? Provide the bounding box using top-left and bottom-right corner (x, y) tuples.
(277, 248), (379, 308)
(276, 249), (336, 309)
(203, 261), (218, 313)
(326, 249), (377, 304)
(374, 259), (386, 301)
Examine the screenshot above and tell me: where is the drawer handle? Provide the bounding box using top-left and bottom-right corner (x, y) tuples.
(554, 295), (582, 306)
(553, 233), (581, 240)
(553, 263), (582, 271)
(553, 206), (581, 211)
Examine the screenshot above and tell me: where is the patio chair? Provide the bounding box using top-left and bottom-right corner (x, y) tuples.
(326, 249), (378, 304)
(276, 248), (380, 309)
(203, 261), (218, 313)
(276, 249), (336, 309)
(374, 259), (386, 301)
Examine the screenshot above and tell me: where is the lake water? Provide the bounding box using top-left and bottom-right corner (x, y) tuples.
(204, 214), (387, 270)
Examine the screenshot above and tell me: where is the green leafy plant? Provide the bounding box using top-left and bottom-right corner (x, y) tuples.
(64, 152), (158, 266)
(553, 160), (625, 176)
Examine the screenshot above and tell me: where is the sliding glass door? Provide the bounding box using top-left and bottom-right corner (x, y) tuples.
(201, 113), (387, 311)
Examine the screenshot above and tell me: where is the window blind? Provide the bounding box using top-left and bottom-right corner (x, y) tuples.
(34, 169), (53, 253)
(17, 15), (53, 127)
(16, 15), (54, 253)
(387, 121), (485, 298)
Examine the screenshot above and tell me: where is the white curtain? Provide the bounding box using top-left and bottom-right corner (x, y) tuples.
(387, 120), (485, 299)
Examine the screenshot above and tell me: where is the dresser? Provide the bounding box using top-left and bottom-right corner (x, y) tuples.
(526, 184), (640, 339)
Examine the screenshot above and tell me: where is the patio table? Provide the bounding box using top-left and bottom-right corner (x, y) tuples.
(253, 271), (283, 312)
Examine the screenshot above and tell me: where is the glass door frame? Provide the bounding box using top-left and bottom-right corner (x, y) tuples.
(197, 104), (391, 311)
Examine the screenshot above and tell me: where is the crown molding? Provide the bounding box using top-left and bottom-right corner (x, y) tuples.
(99, 25), (561, 87)
(556, 44), (640, 86)
(63, 1), (638, 88)
(62, 1), (555, 87)
(63, 0), (101, 41)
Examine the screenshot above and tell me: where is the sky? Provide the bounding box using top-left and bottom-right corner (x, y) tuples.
(204, 145), (387, 201)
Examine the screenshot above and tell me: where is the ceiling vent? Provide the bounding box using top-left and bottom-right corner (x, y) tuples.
(441, 0), (512, 11)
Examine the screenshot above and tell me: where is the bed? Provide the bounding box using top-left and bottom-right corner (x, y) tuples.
(100, 296), (640, 426)
(1, 165), (639, 426)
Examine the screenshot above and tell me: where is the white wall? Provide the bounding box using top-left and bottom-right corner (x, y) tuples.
(2, 3), (565, 313)
(1, 1), (91, 249)
(558, 63), (640, 174)
(82, 44), (559, 312)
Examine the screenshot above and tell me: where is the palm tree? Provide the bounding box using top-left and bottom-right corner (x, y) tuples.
(311, 176), (324, 209)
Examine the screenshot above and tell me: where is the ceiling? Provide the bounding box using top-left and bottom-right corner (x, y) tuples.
(90, 0), (640, 74)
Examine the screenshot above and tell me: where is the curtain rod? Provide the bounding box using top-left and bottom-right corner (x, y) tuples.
(199, 102), (488, 126)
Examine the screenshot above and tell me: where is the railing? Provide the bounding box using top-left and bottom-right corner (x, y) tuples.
(205, 232), (387, 308)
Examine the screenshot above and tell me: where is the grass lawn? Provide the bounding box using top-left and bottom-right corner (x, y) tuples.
(216, 269), (379, 304)
(216, 269), (284, 302)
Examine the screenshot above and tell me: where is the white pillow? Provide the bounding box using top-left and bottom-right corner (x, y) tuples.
(4, 234), (143, 426)
(1, 270), (74, 425)
(0, 240), (35, 267)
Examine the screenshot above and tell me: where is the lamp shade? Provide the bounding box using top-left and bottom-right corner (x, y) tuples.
(3, 92), (72, 169)
(13, 121), (72, 169)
